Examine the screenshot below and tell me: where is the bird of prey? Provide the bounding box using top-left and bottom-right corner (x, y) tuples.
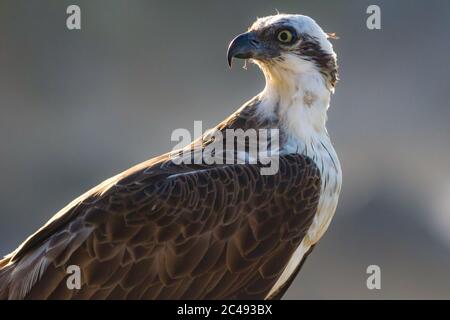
(0, 13), (341, 300)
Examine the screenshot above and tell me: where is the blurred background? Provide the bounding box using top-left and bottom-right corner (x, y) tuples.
(0, 0), (449, 299)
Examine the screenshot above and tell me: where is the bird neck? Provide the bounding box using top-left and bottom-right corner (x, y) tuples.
(257, 66), (332, 148)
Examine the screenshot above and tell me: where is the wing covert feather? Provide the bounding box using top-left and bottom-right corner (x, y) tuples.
(0, 154), (321, 300)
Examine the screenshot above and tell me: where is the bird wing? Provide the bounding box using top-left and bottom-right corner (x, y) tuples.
(0, 152), (321, 300)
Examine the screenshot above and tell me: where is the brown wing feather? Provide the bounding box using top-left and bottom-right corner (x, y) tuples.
(0, 153), (320, 300)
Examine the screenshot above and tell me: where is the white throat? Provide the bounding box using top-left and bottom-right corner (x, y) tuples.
(257, 62), (332, 149)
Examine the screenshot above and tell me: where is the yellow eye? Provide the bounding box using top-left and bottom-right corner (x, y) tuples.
(277, 30), (294, 43)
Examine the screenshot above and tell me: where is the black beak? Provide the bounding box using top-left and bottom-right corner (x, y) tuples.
(227, 32), (261, 68)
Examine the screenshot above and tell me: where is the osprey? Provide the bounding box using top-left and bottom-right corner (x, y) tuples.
(0, 14), (341, 300)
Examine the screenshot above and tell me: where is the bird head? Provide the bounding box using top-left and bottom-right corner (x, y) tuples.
(227, 14), (338, 91)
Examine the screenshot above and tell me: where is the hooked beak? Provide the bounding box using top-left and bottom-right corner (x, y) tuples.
(227, 32), (262, 68)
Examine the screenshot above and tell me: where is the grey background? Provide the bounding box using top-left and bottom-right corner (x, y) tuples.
(0, 0), (449, 299)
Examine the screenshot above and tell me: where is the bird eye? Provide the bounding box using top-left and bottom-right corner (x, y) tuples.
(277, 29), (294, 43)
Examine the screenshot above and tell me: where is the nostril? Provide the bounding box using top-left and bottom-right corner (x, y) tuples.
(250, 39), (260, 47)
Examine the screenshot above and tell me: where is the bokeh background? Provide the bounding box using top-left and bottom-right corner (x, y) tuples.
(0, 0), (449, 299)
